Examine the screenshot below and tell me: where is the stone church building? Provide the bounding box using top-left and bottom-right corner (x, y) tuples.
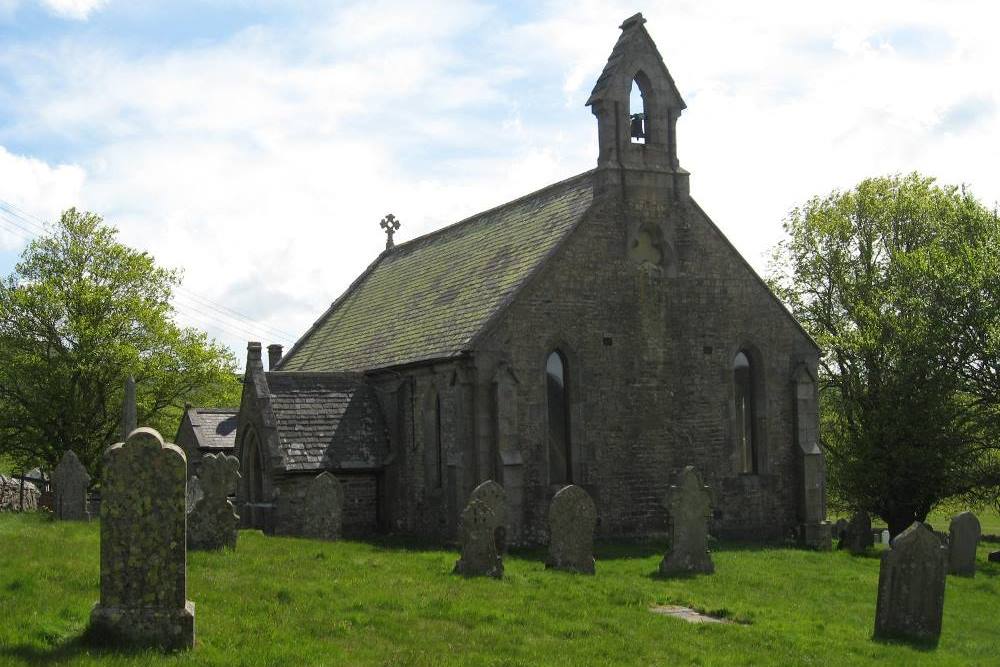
(233, 14), (829, 547)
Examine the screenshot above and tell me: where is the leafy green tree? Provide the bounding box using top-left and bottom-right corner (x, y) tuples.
(0, 208), (241, 476)
(769, 173), (1000, 536)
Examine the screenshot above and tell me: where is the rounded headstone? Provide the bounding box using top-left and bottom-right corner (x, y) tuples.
(947, 511), (981, 577)
(546, 485), (597, 574)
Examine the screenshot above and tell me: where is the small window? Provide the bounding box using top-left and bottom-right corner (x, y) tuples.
(734, 351), (757, 473)
(547, 350), (572, 484)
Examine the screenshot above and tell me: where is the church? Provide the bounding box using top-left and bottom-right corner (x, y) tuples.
(232, 13), (829, 548)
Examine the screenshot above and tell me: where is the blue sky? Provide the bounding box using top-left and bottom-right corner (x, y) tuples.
(1, 0), (998, 366)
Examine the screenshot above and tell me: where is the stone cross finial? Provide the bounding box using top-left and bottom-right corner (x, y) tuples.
(380, 213), (400, 250)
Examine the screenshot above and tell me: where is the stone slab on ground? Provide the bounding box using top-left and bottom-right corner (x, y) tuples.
(649, 605), (733, 624)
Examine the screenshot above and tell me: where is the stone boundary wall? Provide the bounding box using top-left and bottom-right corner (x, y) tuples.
(0, 475), (40, 511)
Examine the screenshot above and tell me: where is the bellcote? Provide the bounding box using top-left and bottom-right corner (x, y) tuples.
(587, 14), (688, 198)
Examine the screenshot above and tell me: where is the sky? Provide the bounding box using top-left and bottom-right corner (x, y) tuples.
(1, 0), (998, 368)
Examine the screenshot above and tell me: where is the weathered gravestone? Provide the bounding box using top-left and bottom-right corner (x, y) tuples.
(988, 550), (1000, 563)
(841, 512), (874, 554)
(53, 450), (90, 521)
(659, 466), (714, 576)
(90, 427), (194, 650)
(947, 511), (980, 577)
(453, 498), (503, 578)
(469, 480), (507, 552)
(187, 453), (240, 550)
(546, 484), (597, 574)
(874, 522), (947, 644)
(301, 472), (345, 540)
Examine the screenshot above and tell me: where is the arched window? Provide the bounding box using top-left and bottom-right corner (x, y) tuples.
(243, 429), (265, 528)
(734, 351), (757, 473)
(433, 393), (444, 489)
(629, 75), (649, 144)
(547, 350), (572, 484)
(423, 389), (444, 490)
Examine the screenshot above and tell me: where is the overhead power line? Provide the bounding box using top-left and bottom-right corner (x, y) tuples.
(0, 198), (299, 345)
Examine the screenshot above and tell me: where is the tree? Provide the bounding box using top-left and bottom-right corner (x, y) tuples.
(0, 208), (241, 476)
(768, 173), (1000, 537)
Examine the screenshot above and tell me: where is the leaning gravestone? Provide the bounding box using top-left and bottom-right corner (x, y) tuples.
(453, 498), (503, 578)
(546, 484), (597, 574)
(187, 453), (240, 550)
(842, 512), (874, 555)
(301, 472), (345, 540)
(947, 511), (981, 577)
(659, 466), (714, 576)
(90, 427), (194, 650)
(469, 480), (507, 552)
(874, 522), (947, 643)
(53, 450), (90, 521)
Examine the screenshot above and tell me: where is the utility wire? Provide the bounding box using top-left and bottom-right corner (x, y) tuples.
(0, 198), (299, 344)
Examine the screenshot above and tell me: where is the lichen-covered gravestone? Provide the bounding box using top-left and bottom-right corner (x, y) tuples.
(90, 427), (194, 650)
(947, 511), (981, 577)
(659, 466), (714, 576)
(301, 472), (345, 540)
(453, 498), (503, 578)
(187, 453), (240, 550)
(874, 522), (947, 643)
(841, 512), (874, 555)
(545, 484), (597, 574)
(469, 480), (507, 552)
(53, 450), (90, 521)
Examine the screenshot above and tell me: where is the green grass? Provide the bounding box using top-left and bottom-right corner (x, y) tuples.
(1, 513), (998, 666)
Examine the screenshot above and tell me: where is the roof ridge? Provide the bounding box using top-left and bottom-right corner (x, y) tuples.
(386, 169), (595, 255)
(266, 371), (367, 380)
(188, 407), (239, 414)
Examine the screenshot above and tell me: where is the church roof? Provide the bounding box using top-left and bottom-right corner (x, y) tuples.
(266, 372), (388, 472)
(280, 171), (595, 372)
(184, 407), (239, 451)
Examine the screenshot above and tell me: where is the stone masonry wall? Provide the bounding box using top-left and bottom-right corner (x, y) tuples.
(273, 472), (379, 538)
(476, 186), (818, 543)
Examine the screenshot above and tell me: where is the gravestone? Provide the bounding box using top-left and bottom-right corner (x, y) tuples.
(874, 522), (947, 643)
(301, 472), (345, 540)
(453, 498), (503, 578)
(469, 480), (507, 552)
(659, 466), (714, 576)
(53, 450), (90, 521)
(833, 518), (848, 543)
(546, 484), (597, 574)
(120, 376), (137, 442)
(947, 511), (980, 577)
(988, 550), (999, 563)
(90, 427), (194, 650)
(187, 453), (240, 550)
(842, 512), (873, 554)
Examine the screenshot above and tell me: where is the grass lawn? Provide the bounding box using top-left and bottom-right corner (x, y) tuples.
(0, 513), (997, 666)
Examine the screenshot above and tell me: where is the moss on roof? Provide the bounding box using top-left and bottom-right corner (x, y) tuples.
(281, 171), (595, 372)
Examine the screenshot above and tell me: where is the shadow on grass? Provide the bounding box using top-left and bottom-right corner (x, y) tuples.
(870, 633), (940, 652)
(0, 625), (162, 666)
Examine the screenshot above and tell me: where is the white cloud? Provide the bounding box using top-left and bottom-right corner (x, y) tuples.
(0, 146), (85, 249)
(2, 0), (999, 362)
(39, 0), (107, 20)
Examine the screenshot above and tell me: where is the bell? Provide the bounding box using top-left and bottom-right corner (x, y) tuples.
(630, 113), (645, 140)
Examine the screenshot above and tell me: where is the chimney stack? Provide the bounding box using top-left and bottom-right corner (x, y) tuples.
(267, 344), (283, 371)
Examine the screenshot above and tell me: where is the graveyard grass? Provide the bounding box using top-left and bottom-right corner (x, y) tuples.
(1, 513), (998, 667)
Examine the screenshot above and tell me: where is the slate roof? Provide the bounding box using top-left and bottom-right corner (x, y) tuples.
(280, 171), (596, 372)
(266, 372), (388, 472)
(185, 408), (239, 451)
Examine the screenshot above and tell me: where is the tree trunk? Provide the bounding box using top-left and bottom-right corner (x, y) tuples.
(884, 508), (918, 539)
